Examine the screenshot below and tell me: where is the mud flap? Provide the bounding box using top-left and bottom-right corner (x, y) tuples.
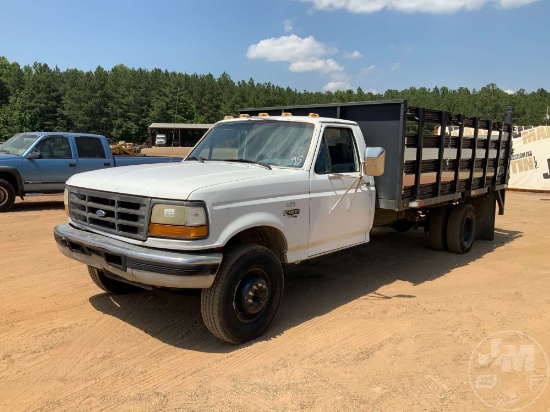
(467, 191), (498, 241)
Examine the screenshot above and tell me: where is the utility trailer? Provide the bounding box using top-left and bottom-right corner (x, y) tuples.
(240, 100), (513, 253)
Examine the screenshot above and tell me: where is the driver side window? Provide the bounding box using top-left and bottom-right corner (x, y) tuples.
(314, 127), (358, 174)
(35, 136), (71, 159)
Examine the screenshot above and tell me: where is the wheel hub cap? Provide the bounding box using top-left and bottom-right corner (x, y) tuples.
(239, 279), (269, 315)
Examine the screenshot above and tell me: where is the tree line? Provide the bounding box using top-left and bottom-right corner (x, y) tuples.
(1, 56), (548, 142)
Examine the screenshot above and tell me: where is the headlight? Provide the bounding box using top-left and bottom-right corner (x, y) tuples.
(148, 203), (208, 239)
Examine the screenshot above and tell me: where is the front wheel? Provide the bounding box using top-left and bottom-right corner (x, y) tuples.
(201, 244), (284, 344)
(0, 179), (16, 212)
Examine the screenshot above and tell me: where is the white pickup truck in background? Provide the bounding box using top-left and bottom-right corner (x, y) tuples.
(54, 100), (512, 343)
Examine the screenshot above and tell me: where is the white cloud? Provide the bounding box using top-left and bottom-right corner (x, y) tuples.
(343, 50), (362, 59)
(289, 59), (344, 73)
(497, 0), (538, 9)
(323, 81), (352, 92)
(390, 62), (401, 71)
(283, 19), (293, 32)
(324, 72), (353, 91)
(247, 35), (370, 87)
(247, 34), (335, 62)
(247, 35), (345, 76)
(504, 89), (515, 94)
(301, 0), (536, 14)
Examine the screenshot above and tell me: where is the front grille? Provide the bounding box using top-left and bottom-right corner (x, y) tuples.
(69, 188), (151, 240)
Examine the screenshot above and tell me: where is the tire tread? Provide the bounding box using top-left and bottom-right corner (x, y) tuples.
(201, 244), (283, 344)
(0, 178), (16, 212)
(446, 203), (476, 254)
(429, 206), (449, 251)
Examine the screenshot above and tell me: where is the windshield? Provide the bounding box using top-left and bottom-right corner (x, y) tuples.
(188, 120), (315, 168)
(0, 133), (40, 155)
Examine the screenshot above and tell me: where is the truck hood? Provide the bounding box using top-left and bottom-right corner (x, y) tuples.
(0, 152), (21, 160)
(67, 161), (302, 200)
(0, 153), (23, 167)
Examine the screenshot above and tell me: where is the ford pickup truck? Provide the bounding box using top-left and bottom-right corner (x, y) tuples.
(0, 132), (178, 211)
(54, 100), (512, 344)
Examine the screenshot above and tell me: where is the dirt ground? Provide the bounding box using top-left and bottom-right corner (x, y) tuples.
(1, 192), (549, 412)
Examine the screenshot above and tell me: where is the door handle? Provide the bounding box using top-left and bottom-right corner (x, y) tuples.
(104, 163), (111, 166)
(68, 163), (76, 167)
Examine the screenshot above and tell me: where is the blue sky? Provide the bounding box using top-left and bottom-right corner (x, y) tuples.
(0, 0), (547, 94)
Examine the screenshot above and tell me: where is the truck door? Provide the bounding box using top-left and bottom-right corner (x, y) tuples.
(74, 136), (113, 172)
(22, 135), (75, 192)
(307, 126), (375, 257)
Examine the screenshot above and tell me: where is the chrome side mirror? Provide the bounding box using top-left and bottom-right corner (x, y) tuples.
(363, 147), (385, 176)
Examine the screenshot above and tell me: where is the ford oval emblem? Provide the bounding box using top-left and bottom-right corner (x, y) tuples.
(96, 210), (106, 218)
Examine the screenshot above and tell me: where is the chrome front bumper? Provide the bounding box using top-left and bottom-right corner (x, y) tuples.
(54, 223), (222, 289)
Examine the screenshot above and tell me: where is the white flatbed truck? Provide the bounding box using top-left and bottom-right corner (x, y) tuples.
(54, 100), (512, 343)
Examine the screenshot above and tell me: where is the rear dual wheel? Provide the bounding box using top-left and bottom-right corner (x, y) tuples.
(428, 206), (450, 251)
(446, 204), (476, 254)
(428, 203), (476, 254)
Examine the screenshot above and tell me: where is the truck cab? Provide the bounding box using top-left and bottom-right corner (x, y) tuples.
(55, 113), (385, 344)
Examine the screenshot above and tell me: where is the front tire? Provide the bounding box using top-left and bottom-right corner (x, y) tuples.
(88, 266), (142, 294)
(0, 179), (16, 212)
(446, 203), (476, 254)
(201, 244), (284, 344)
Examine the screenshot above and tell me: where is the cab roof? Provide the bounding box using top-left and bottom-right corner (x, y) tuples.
(218, 115), (357, 126)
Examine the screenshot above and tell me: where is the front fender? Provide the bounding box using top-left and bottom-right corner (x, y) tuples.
(214, 211), (288, 247)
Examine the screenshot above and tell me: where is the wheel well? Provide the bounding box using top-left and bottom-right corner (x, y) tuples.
(225, 226), (288, 264)
(0, 172), (21, 196)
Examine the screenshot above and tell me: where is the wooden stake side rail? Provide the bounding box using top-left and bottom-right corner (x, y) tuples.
(403, 107), (512, 204)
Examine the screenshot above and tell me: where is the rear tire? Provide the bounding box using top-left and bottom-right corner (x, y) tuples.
(201, 244), (284, 344)
(446, 203), (476, 254)
(0, 179), (16, 212)
(88, 266), (142, 294)
(428, 206), (449, 251)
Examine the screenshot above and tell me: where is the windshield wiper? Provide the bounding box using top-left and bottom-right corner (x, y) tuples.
(186, 156), (205, 163)
(223, 158), (272, 170)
